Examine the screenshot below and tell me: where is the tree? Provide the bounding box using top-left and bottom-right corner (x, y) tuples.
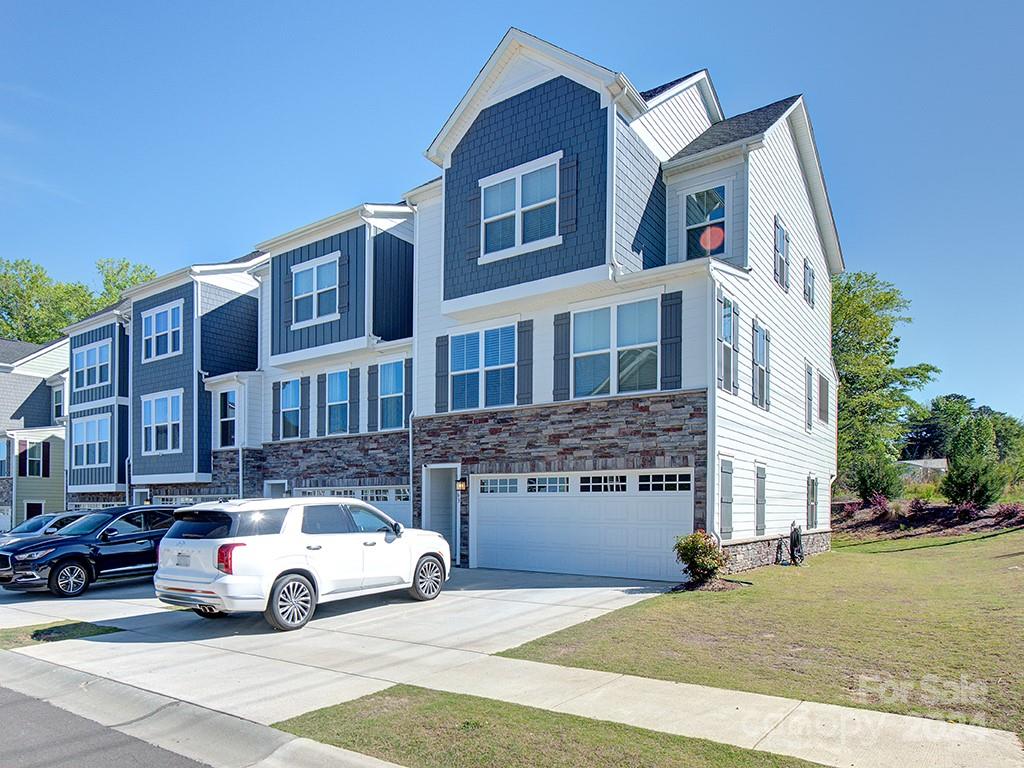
(0, 257), (155, 344)
(831, 272), (938, 483)
(903, 394), (975, 460)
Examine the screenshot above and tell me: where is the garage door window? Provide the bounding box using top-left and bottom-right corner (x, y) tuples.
(639, 473), (691, 492)
(360, 488), (390, 502)
(580, 475), (627, 493)
(573, 299), (658, 399)
(527, 476), (568, 493)
(480, 478), (518, 494)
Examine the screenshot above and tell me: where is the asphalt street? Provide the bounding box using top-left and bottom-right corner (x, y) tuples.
(0, 686), (208, 768)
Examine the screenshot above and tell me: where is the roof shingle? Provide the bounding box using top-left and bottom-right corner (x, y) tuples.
(639, 70), (706, 102)
(669, 95), (800, 162)
(0, 338), (44, 364)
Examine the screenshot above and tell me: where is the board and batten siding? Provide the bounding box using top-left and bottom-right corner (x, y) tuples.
(711, 115), (837, 540)
(630, 84), (714, 162)
(68, 323), (118, 406)
(372, 231), (414, 341)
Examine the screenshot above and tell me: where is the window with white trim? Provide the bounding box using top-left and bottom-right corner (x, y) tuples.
(379, 361), (404, 430)
(142, 302), (182, 362)
(639, 473), (692, 492)
(580, 475), (627, 493)
(218, 390), (236, 448)
(450, 326), (516, 410)
(685, 186), (726, 259)
(803, 259), (816, 307)
(480, 153), (560, 257)
(142, 391), (182, 454)
(73, 415), (110, 468)
(0, 440), (9, 477)
(527, 476), (568, 493)
(573, 298), (658, 399)
(52, 387), (63, 420)
(807, 476), (819, 529)
(292, 254), (338, 326)
(479, 478), (518, 494)
(26, 441), (42, 477)
(752, 321), (770, 410)
(73, 341), (111, 390)
(326, 371), (349, 435)
(719, 295), (738, 393)
(280, 379), (300, 439)
(774, 216), (790, 290)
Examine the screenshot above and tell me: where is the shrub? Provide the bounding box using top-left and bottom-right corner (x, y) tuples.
(941, 454), (1008, 508)
(674, 531), (726, 583)
(854, 454), (903, 504)
(869, 492), (891, 514)
(908, 497), (927, 516)
(996, 502), (1024, 517)
(903, 481), (942, 501)
(842, 501), (862, 515)
(956, 502), (980, 522)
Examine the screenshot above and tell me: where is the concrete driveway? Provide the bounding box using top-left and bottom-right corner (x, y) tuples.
(2, 569), (665, 724)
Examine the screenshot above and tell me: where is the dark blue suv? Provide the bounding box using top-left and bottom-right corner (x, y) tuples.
(0, 505), (177, 597)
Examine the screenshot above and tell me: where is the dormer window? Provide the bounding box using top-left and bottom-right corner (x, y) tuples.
(479, 151), (562, 261)
(685, 186), (726, 259)
(292, 253), (339, 327)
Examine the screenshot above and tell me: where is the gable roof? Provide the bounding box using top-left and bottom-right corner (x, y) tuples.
(669, 95), (800, 162)
(639, 70), (706, 101)
(0, 338), (43, 364)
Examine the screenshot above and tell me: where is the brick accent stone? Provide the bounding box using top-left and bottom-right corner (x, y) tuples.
(0, 478), (12, 507)
(211, 448), (264, 498)
(67, 491), (124, 508)
(722, 530), (832, 573)
(256, 432), (410, 491)
(412, 390), (708, 565)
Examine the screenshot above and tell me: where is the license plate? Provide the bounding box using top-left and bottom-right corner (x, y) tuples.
(175, 553), (191, 568)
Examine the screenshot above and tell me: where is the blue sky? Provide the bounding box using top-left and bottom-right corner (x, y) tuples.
(1, 1), (1019, 415)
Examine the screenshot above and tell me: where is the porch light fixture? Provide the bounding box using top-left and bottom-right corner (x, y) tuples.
(455, 477), (469, 493)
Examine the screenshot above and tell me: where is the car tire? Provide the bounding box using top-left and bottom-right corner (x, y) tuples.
(191, 607), (228, 619)
(264, 574), (316, 631)
(409, 555), (444, 601)
(48, 560), (90, 598)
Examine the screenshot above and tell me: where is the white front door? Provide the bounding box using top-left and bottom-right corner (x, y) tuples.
(347, 505), (409, 588)
(299, 503), (364, 595)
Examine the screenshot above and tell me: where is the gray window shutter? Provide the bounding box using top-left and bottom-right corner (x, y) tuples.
(466, 190), (481, 261)
(773, 216), (782, 284)
(338, 252), (350, 314)
(367, 364), (379, 432)
(316, 373), (327, 436)
(404, 357), (413, 427)
(281, 262), (293, 329)
(730, 301), (740, 396)
(715, 289), (724, 390)
(720, 459), (733, 540)
(42, 440), (50, 478)
(349, 368), (360, 433)
(17, 440), (27, 477)
(660, 292), (682, 390)
(516, 320), (533, 405)
(805, 365), (814, 431)
(765, 330), (772, 408)
(435, 336), (449, 414)
(299, 376), (310, 438)
(552, 312), (570, 401)
(272, 382), (281, 441)
(558, 155), (578, 235)
(751, 321), (759, 406)
(755, 466), (766, 536)
(784, 233), (791, 290)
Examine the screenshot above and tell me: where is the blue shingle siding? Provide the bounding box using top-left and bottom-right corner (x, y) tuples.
(615, 114), (666, 271)
(0, 373), (51, 430)
(372, 231), (414, 341)
(444, 76), (608, 300)
(131, 282), (195, 477)
(67, 404), (117, 488)
(200, 287), (259, 375)
(271, 225), (366, 356)
(69, 323), (118, 406)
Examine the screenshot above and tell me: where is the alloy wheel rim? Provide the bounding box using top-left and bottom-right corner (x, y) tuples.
(278, 581), (312, 625)
(58, 565), (86, 594)
(417, 560), (442, 597)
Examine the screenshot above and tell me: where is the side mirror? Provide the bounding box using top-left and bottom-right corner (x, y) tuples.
(44, 528), (58, 535)
(393, 523), (405, 537)
(100, 529), (117, 541)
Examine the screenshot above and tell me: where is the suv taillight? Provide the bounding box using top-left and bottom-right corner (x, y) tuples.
(216, 543), (246, 574)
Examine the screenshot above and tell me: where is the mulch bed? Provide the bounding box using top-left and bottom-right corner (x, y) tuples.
(833, 500), (1024, 542)
(671, 577), (750, 592)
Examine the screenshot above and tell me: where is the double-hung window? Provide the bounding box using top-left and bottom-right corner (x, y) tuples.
(573, 299), (658, 398)
(0, 440), (9, 477)
(752, 320), (770, 410)
(803, 259), (816, 307)
(379, 361), (404, 430)
(480, 152), (560, 258)
(218, 390), (236, 448)
(73, 415), (110, 468)
(326, 371), (349, 434)
(52, 387), (63, 420)
(142, 391), (182, 454)
(73, 341), (111, 390)
(774, 216), (790, 289)
(685, 186), (726, 259)
(451, 327), (516, 410)
(292, 254), (338, 326)
(142, 302), (182, 362)
(26, 441), (42, 477)
(718, 296), (739, 393)
(807, 477), (819, 529)
(280, 379), (301, 439)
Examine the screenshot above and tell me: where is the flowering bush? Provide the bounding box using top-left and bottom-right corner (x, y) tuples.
(908, 497), (927, 516)
(956, 502), (980, 522)
(869, 492), (891, 514)
(674, 531), (726, 583)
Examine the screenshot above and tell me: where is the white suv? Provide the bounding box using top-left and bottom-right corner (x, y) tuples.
(154, 499), (451, 630)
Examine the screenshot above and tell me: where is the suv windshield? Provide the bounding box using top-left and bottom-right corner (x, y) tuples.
(166, 509), (288, 539)
(58, 513), (113, 536)
(8, 514), (56, 534)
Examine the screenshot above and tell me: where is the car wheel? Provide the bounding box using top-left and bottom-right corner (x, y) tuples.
(48, 561), (90, 598)
(264, 574), (315, 631)
(409, 555), (444, 601)
(191, 607), (228, 619)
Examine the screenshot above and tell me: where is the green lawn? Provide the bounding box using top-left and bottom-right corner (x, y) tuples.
(503, 529), (1024, 735)
(276, 685), (824, 768)
(0, 620), (121, 650)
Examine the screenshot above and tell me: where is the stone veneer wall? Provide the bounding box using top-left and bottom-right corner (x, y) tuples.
(211, 449), (265, 498)
(722, 530), (832, 574)
(0, 478), (11, 507)
(66, 491), (125, 508)
(412, 390), (708, 566)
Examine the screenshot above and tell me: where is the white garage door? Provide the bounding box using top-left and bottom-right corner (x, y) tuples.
(472, 470), (693, 581)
